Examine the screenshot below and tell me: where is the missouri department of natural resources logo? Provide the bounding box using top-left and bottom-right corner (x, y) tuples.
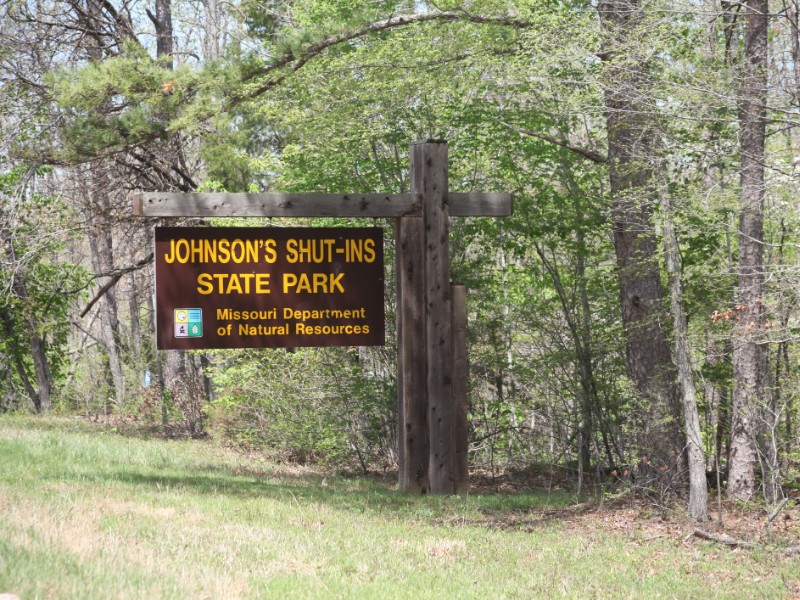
(174, 308), (203, 338)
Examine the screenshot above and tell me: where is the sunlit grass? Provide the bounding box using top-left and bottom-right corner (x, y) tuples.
(0, 414), (797, 599)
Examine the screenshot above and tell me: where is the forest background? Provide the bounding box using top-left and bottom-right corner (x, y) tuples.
(1, 0), (799, 518)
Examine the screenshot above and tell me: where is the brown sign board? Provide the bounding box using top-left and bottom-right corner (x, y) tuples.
(155, 226), (384, 349)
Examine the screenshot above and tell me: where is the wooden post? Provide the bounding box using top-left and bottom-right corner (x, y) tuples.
(398, 142), (472, 495)
(451, 283), (469, 495)
(413, 141), (454, 495)
(396, 213), (428, 493)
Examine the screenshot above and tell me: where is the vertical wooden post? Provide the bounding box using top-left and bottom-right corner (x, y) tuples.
(397, 182), (428, 494)
(398, 140), (470, 495)
(414, 141), (454, 495)
(451, 283), (469, 495)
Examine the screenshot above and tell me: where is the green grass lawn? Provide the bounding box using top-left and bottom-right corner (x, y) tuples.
(0, 415), (797, 599)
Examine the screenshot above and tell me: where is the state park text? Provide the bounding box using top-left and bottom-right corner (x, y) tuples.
(155, 226), (384, 350)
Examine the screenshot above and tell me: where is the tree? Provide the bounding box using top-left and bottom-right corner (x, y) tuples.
(728, 0), (769, 501)
(0, 167), (86, 412)
(659, 187), (709, 520)
(598, 0), (682, 477)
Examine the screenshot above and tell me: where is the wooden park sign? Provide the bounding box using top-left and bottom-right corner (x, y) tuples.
(154, 226), (384, 349)
(133, 141), (512, 495)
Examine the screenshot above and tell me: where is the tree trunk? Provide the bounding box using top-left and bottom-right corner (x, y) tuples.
(26, 316), (53, 412)
(128, 270), (142, 365)
(598, 0), (682, 475)
(782, 341), (793, 455)
(154, 0), (173, 68)
(82, 0), (126, 408)
(0, 353), (16, 410)
(150, 0), (200, 422)
(201, 0), (223, 62)
(576, 231), (594, 473)
(659, 189), (708, 521)
(790, 0), (800, 107)
(728, 0), (768, 501)
(0, 308), (44, 412)
(86, 201), (126, 408)
(704, 334), (731, 473)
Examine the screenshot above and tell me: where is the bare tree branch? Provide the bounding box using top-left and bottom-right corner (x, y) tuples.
(235, 10), (533, 104)
(79, 252), (154, 318)
(501, 121), (609, 164)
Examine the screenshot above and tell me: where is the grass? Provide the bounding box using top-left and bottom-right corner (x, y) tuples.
(0, 415), (798, 599)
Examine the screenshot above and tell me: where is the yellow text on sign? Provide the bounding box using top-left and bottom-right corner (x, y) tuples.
(164, 238), (277, 264)
(285, 238), (376, 264)
(283, 272), (344, 294)
(197, 273), (271, 295)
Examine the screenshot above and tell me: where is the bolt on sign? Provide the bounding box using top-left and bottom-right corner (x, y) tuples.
(155, 226), (384, 349)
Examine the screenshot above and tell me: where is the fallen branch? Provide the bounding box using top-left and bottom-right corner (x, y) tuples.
(693, 529), (755, 548)
(766, 498), (789, 525)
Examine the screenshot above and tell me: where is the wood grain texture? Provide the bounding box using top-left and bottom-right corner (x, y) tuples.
(414, 141), (454, 495)
(451, 283), (469, 495)
(396, 215), (428, 493)
(132, 191), (510, 218)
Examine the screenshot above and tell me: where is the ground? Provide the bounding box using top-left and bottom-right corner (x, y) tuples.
(1, 415), (798, 599)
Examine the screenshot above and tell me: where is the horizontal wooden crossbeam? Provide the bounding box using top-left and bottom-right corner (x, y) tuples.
(132, 191), (512, 218)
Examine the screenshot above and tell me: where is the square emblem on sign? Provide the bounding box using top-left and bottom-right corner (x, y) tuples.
(174, 308), (202, 338)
